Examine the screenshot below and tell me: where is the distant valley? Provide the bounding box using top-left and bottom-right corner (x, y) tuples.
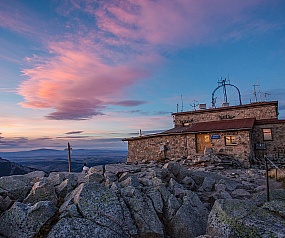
(0, 149), (127, 173)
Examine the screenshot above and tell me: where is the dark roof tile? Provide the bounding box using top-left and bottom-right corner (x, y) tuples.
(161, 118), (255, 134)
(123, 118), (256, 141)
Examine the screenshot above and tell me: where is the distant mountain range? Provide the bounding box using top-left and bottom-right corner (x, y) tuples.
(0, 157), (36, 177)
(0, 149), (127, 173)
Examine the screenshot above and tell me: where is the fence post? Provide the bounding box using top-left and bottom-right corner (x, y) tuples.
(68, 142), (72, 172)
(265, 156), (270, 202)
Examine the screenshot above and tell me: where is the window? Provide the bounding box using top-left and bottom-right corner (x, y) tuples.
(225, 135), (237, 145)
(204, 134), (210, 143)
(263, 128), (273, 141)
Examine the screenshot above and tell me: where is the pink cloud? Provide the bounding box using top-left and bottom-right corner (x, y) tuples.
(80, 0), (266, 47)
(137, 0), (266, 45)
(19, 40), (148, 120)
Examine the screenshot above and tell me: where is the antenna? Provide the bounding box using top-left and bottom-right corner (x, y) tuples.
(212, 77), (242, 107)
(218, 77), (228, 103)
(190, 100), (199, 111)
(176, 103), (179, 113)
(258, 87), (262, 101)
(264, 92), (271, 101)
(181, 95), (184, 112)
(253, 80), (260, 102)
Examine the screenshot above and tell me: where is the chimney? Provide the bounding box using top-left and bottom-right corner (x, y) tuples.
(199, 103), (206, 110)
(222, 102), (229, 107)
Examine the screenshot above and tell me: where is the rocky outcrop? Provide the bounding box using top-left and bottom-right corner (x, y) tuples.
(207, 199), (285, 237)
(0, 159), (284, 238)
(0, 201), (57, 238)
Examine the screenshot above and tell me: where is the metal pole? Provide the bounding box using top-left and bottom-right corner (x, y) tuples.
(265, 156), (270, 202)
(68, 142), (71, 172)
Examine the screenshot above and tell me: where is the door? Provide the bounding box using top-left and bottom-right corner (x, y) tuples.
(196, 134), (212, 153)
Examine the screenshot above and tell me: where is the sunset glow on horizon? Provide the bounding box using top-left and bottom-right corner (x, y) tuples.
(1, 0), (285, 151)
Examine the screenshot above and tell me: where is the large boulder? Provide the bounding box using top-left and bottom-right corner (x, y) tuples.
(163, 161), (181, 177)
(55, 174), (79, 198)
(84, 172), (104, 184)
(23, 178), (58, 205)
(48, 172), (85, 186)
(167, 190), (209, 238)
(59, 182), (137, 237)
(121, 186), (164, 237)
(0, 174), (33, 201)
(145, 187), (164, 215)
(24, 171), (46, 182)
(0, 201), (57, 238)
(207, 199), (285, 237)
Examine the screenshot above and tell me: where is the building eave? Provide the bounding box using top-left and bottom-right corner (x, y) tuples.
(123, 118), (255, 141)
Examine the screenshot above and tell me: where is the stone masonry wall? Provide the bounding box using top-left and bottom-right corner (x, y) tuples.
(209, 130), (252, 165)
(127, 134), (196, 162)
(174, 103), (277, 127)
(127, 130), (252, 166)
(253, 123), (285, 164)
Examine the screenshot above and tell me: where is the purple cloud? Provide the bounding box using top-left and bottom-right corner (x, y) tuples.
(112, 100), (148, 107)
(65, 131), (84, 135)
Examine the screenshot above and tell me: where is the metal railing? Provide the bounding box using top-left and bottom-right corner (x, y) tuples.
(265, 156), (285, 202)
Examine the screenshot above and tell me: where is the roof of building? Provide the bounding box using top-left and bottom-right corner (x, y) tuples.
(123, 118), (255, 141)
(164, 118), (255, 134)
(255, 118), (285, 125)
(172, 101), (278, 116)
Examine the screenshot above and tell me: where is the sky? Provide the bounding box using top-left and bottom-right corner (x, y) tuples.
(1, 0), (285, 152)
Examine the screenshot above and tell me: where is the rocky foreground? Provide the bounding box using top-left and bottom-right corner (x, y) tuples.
(0, 157), (285, 238)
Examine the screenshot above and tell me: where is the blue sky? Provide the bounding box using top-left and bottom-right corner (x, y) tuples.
(1, 0), (285, 151)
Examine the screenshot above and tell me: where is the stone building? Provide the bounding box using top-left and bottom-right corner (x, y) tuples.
(123, 101), (285, 167)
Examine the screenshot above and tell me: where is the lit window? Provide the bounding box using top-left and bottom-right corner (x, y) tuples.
(225, 135), (237, 145)
(263, 128), (273, 141)
(204, 135), (210, 143)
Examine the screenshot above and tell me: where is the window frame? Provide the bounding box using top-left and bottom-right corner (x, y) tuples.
(262, 128), (273, 141)
(224, 135), (237, 146)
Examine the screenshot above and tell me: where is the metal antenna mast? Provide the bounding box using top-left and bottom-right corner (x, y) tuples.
(190, 100), (199, 111)
(181, 95), (184, 112)
(264, 92), (271, 101)
(221, 78), (228, 103)
(253, 80), (260, 102)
